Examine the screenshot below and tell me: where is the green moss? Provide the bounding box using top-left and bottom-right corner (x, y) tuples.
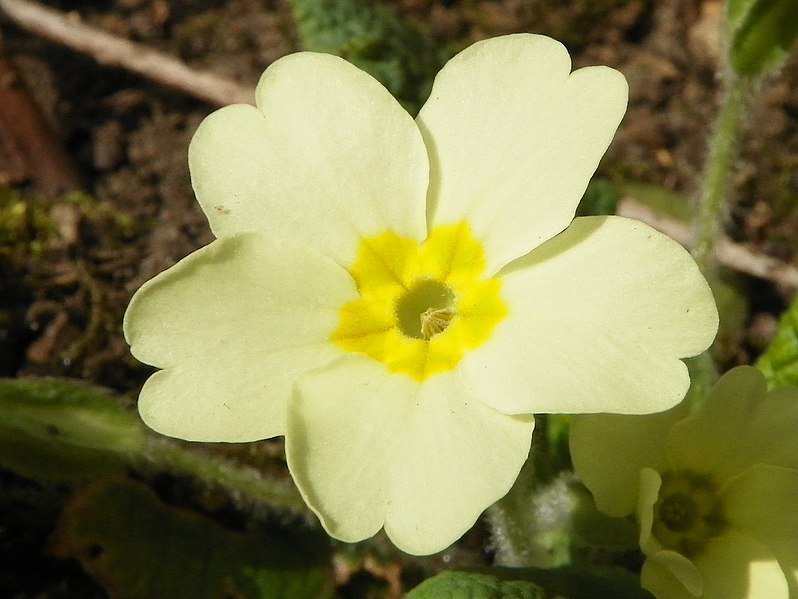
(1, 186), (146, 378)
(0, 188), (53, 256)
(63, 190), (140, 239)
(0, 187), (140, 264)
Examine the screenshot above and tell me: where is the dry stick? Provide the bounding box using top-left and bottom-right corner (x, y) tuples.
(618, 197), (798, 291)
(3, 1), (796, 291)
(0, 0), (255, 107)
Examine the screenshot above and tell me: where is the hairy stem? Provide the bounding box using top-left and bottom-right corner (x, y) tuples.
(145, 438), (313, 520)
(692, 73), (752, 275)
(487, 456), (538, 567)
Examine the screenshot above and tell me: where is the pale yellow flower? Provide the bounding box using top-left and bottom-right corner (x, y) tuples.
(571, 366), (798, 598)
(124, 34), (718, 554)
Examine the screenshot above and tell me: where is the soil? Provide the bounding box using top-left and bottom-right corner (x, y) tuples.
(1, 0), (797, 597)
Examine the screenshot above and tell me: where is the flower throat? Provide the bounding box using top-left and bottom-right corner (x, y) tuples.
(331, 222), (507, 381)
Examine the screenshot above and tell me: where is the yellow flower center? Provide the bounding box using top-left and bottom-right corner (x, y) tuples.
(652, 470), (727, 558)
(331, 222), (508, 381)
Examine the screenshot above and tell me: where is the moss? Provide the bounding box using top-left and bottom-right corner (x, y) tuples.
(1, 186), (147, 380)
(0, 188), (140, 264)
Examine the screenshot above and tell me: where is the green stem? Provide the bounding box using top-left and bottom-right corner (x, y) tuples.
(683, 352), (719, 413)
(487, 447), (539, 567)
(144, 438), (313, 520)
(692, 73), (752, 275)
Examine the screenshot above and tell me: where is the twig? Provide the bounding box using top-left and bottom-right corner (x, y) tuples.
(0, 0), (255, 107)
(618, 197), (798, 291)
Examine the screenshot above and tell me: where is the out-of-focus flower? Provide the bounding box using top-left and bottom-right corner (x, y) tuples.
(124, 34), (718, 554)
(571, 366), (798, 598)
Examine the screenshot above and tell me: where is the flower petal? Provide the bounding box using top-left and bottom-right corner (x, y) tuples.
(124, 234), (354, 441)
(570, 407), (687, 517)
(724, 464), (798, 595)
(667, 366), (798, 482)
(692, 532), (789, 599)
(460, 216), (718, 415)
(188, 52), (428, 265)
(641, 550), (703, 599)
(638, 468), (667, 555)
(286, 356), (535, 555)
(417, 34), (628, 272)
(642, 532), (789, 599)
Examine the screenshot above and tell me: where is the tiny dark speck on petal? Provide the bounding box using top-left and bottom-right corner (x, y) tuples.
(214, 205), (231, 215)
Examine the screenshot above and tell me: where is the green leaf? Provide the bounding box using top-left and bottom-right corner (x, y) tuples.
(407, 571), (545, 599)
(488, 566), (653, 599)
(576, 179), (619, 217)
(0, 378), (146, 480)
(570, 485), (638, 550)
(727, 0), (798, 76)
(708, 274), (749, 365)
(408, 567), (653, 599)
(50, 478), (334, 599)
(286, 0), (448, 114)
(756, 294), (798, 388)
(616, 182), (691, 221)
(0, 378), (310, 517)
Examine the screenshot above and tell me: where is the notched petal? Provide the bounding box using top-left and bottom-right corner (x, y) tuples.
(418, 33), (628, 272)
(462, 216), (718, 416)
(286, 359), (534, 555)
(667, 366), (798, 481)
(125, 234), (355, 441)
(570, 405), (687, 518)
(190, 52), (429, 264)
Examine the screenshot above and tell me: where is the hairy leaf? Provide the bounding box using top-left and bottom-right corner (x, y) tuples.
(756, 294), (798, 388)
(408, 567), (652, 599)
(407, 571), (545, 599)
(0, 378), (145, 480)
(50, 478), (334, 599)
(727, 0), (798, 76)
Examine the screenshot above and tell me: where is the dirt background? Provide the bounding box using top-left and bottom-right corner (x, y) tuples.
(1, 0), (797, 597)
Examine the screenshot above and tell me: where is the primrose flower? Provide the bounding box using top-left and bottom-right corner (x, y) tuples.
(124, 34), (718, 555)
(570, 366), (798, 598)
